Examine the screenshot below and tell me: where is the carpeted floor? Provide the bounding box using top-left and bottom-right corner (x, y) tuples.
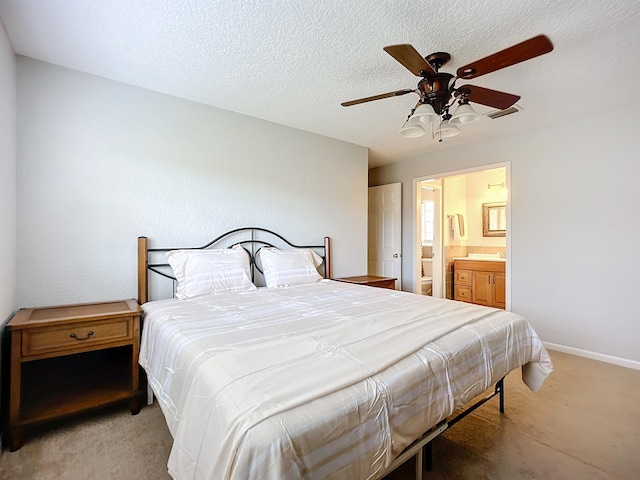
(1, 350), (638, 479)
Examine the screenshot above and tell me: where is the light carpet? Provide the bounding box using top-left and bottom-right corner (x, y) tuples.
(1, 350), (638, 479)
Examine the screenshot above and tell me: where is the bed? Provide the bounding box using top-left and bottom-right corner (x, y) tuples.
(137, 227), (552, 480)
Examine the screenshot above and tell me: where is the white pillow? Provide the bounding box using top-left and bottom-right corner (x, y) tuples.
(166, 245), (257, 299)
(259, 247), (323, 288)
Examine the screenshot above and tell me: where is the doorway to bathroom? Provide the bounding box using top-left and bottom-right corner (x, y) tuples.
(416, 182), (441, 297)
(414, 164), (509, 307)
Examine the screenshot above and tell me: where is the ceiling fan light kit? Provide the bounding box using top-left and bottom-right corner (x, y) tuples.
(399, 121), (426, 138)
(449, 102), (481, 125)
(435, 115), (461, 139)
(342, 35), (554, 141)
(410, 103), (440, 124)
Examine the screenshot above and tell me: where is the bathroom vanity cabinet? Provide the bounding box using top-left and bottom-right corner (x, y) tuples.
(453, 259), (505, 309)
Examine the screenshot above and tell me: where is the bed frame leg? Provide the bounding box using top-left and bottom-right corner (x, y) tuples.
(415, 445), (424, 480)
(497, 377), (505, 413)
(147, 383), (154, 406)
(422, 441), (433, 471)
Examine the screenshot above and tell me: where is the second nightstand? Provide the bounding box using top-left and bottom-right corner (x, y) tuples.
(7, 299), (144, 451)
(334, 275), (397, 290)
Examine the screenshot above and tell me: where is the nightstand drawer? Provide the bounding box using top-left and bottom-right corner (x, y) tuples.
(22, 318), (133, 356)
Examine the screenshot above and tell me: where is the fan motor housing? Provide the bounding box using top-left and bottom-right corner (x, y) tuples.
(420, 72), (454, 114)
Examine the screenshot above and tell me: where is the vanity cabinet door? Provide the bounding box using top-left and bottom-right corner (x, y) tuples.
(493, 273), (506, 308)
(472, 271), (493, 306)
(472, 271), (505, 308)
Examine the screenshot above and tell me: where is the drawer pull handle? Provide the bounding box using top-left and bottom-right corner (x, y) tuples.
(70, 331), (94, 341)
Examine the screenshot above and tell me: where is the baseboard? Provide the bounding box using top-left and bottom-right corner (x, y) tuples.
(544, 342), (640, 371)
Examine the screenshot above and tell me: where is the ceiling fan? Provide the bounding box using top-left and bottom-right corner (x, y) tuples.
(341, 35), (553, 140)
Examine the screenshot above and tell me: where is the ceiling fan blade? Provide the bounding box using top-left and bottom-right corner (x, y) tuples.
(456, 84), (521, 110)
(341, 89), (414, 107)
(456, 35), (554, 80)
(383, 44), (437, 78)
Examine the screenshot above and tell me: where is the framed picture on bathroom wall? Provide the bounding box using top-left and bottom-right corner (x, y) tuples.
(482, 202), (506, 237)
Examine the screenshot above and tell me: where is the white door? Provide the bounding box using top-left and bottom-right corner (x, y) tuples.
(368, 183), (402, 288)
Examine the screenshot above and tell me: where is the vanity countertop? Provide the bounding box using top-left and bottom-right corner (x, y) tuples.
(453, 256), (506, 262)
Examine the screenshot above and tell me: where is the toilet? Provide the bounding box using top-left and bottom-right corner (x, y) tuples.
(421, 258), (433, 296)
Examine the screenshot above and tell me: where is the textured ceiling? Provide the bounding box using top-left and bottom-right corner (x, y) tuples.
(1, 0), (639, 168)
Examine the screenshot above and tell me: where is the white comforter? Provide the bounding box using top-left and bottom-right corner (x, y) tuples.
(139, 280), (552, 480)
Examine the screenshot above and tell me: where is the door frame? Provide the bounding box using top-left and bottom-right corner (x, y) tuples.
(415, 181), (443, 297)
(412, 162), (512, 310)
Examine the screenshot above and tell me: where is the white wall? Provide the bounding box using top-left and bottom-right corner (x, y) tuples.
(0, 19), (16, 323)
(0, 16), (16, 454)
(16, 57), (368, 307)
(442, 175), (467, 247)
(369, 104), (640, 365)
(465, 168), (507, 247)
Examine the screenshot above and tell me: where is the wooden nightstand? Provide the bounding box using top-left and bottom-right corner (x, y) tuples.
(7, 299), (143, 451)
(334, 275), (397, 290)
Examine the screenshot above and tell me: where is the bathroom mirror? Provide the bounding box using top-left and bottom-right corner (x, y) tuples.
(482, 202), (506, 237)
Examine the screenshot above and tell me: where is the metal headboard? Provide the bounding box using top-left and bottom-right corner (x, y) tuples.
(138, 227), (331, 304)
